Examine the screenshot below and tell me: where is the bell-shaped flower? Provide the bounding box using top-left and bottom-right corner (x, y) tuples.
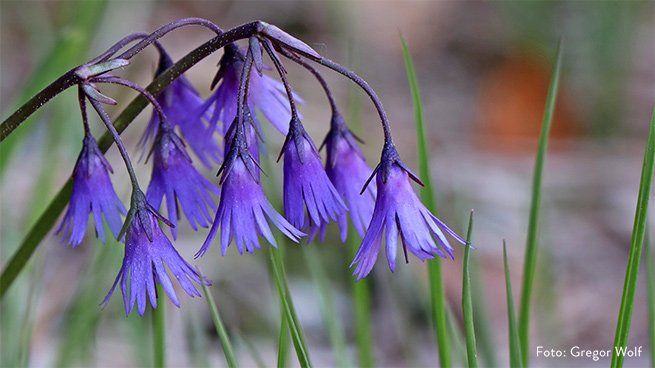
(56, 135), (126, 247)
(197, 127), (304, 257)
(351, 143), (467, 280)
(281, 117), (347, 231)
(322, 113), (376, 241)
(199, 43), (302, 136)
(102, 195), (209, 316)
(145, 125), (220, 240)
(139, 50), (221, 168)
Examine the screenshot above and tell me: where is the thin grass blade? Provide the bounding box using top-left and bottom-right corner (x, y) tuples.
(277, 311), (289, 368)
(270, 247), (312, 368)
(518, 39), (563, 366)
(611, 106), (655, 367)
(400, 33), (451, 367)
(153, 284), (166, 368)
(461, 211), (478, 367)
(201, 281), (239, 368)
(348, 228), (374, 367)
(302, 245), (349, 367)
(645, 227), (655, 368)
(470, 254), (497, 367)
(504, 242), (523, 368)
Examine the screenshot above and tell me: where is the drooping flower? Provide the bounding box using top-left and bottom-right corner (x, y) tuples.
(197, 127), (304, 257)
(139, 50), (221, 168)
(282, 117), (347, 231)
(102, 194), (209, 316)
(199, 43), (302, 136)
(322, 112), (377, 242)
(56, 134), (126, 247)
(350, 143), (467, 280)
(145, 125), (220, 240)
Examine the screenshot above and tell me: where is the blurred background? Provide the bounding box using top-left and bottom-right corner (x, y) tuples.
(1, 1), (654, 367)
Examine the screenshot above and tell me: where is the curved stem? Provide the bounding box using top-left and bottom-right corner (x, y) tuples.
(262, 42), (298, 120)
(87, 32), (150, 65)
(275, 43), (393, 145)
(93, 76), (169, 128)
(118, 17), (224, 60)
(278, 48), (339, 115)
(315, 57), (392, 144)
(87, 98), (140, 191)
(1, 21), (259, 147)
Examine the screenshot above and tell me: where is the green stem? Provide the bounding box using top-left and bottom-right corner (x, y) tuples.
(201, 283), (239, 368)
(277, 310), (289, 368)
(518, 39), (563, 367)
(504, 243), (523, 368)
(270, 248), (312, 367)
(153, 284), (166, 368)
(645, 227), (655, 368)
(348, 231), (374, 367)
(461, 211), (478, 367)
(611, 106), (655, 367)
(400, 33), (451, 367)
(302, 245), (349, 367)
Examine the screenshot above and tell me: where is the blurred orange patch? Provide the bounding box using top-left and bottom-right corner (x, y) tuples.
(475, 51), (577, 153)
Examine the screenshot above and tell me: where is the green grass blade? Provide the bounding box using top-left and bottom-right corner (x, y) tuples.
(302, 246), (349, 367)
(461, 211), (478, 367)
(470, 255), (497, 367)
(645, 227), (655, 368)
(153, 285), (166, 368)
(277, 310), (289, 368)
(504, 242), (523, 368)
(270, 248), (313, 368)
(201, 282), (239, 368)
(400, 33), (450, 367)
(518, 39), (563, 366)
(611, 106), (655, 367)
(348, 229), (375, 367)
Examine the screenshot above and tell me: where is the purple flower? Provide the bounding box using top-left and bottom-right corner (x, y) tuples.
(351, 144), (467, 280)
(282, 118), (347, 231)
(102, 200), (209, 316)
(199, 43), (302, 136)
(56, 135), (126, 247)
(139, 51), (221, 168)
(145, 126), (220, 240)
(323, 114), (377, 242)
(197, 130), (304, 257)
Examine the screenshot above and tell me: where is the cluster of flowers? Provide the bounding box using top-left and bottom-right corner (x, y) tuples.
(53, 20), (466, 315)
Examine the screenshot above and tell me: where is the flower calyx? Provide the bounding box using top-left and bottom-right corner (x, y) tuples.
(118, 188), (174, 243)
(361, 141), (424, 194)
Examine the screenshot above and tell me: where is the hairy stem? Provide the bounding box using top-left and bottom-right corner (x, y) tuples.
(87, 98), (140, 191)
(118, 17), (224, 60)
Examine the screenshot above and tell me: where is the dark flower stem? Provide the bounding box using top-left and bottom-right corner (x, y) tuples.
(87, 32), (150, 65)
(0, 21), (260, 145)
(262, 42), (299, 120)
(77, 87), (91, 135)
(87, 98), (141, 192)
(236, 48), (254, 136)
(93, 76), (170, 129)
(117, 18), (224, 60)
(278, 48), (339, 117)
(315, 57), (392, 144)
